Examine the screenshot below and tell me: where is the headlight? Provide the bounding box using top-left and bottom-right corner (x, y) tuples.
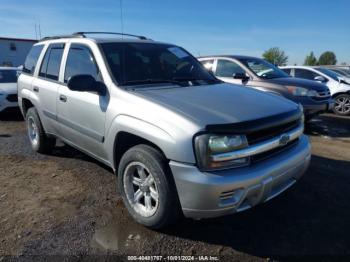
(194, 134), (249, 171)
(287, 86), (318, 97)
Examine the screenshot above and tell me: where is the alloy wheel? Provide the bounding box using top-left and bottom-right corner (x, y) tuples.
(27, 116), (39, 147)
(123, 161), (159, 217)
(334, 95), (350, 114)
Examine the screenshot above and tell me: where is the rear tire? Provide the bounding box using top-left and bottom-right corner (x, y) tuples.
(333, 94), (350, 116)
(118, 144), (182, 229)
(26, 107), (55, 153)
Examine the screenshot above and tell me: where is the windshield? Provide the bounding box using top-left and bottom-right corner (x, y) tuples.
(239, 58), (289, 79)
(101, 43), (219, 87)
(0, 70), (18, 83)
(316, 68), (341, 81)
(331, 69), (348, 77)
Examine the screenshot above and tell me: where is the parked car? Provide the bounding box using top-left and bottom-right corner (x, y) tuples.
(18, 32), (311, 228)
(0, 67), (20, 113)
(198, 56), (332, 120)
(281, 66), (350, 116)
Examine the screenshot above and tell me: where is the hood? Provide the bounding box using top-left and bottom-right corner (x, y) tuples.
(133, 83), (298, 126)
(266, 77), (327, 91)
(0, 83), (17, 94)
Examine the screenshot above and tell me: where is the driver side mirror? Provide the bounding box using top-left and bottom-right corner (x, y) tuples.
(233, 72), (249, 81)
(67, 74), (106, 96)
(314, 76), (327, 83)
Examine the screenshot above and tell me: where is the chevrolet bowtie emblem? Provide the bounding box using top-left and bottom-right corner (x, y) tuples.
(279, 134), (290, 146)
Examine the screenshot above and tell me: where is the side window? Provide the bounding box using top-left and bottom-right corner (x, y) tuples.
(295, 69), (319, 80)
(200, 59), (215, 72)
(23, 45), (44, 75)
(64, 44), (100, 83)
(39, 43), (65, 81)
(215, 59), (246, 77)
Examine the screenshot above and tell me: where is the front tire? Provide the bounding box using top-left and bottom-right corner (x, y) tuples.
(333, 94), (350, 116)
(26, 107), (55, 153)
(118, 144), (182, 229)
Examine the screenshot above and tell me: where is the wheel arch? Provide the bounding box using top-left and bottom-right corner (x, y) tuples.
(21, 98), (35, 116)
(106, 114), (180, 172)
(113, 131), (169, 173)
(332, 91), (350, 98)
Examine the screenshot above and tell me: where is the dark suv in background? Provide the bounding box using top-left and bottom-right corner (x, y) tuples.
(198, 56), (333, 120)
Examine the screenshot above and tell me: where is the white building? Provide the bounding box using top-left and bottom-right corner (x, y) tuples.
(0, 37), (37, 67)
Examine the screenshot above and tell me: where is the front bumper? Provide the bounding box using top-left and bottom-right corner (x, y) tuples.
(170, 135), (311, 219)
(0, 94), (18, 112)
(296, 97), (333, 117)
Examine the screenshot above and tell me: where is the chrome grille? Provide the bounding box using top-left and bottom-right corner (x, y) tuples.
(247, 118), (300, 145)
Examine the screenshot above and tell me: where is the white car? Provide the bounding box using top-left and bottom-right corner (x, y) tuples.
(281, 66), (350, 116)
(0, 67), (20, 113)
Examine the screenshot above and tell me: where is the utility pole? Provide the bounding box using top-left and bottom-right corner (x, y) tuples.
(120, 0), (124, 38)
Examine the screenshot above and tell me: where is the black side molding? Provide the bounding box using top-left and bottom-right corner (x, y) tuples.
(206, 108), (302, 134)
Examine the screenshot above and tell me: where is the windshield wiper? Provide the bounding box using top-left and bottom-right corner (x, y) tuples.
(120, 79), (182, 86)
(172, 77), (221, 84)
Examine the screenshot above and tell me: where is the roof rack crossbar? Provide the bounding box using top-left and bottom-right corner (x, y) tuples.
(73, 32), (148, 40)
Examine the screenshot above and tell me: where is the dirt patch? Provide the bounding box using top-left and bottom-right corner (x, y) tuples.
(0, 113), (350, 261)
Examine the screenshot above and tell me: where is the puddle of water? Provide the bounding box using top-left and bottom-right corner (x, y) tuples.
(91, 219), (154, 251)
(0, 134), (11, 138)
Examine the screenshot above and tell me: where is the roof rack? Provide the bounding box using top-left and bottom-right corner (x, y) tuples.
(73, 32), (149, 40)
(40, 32), (149, 42)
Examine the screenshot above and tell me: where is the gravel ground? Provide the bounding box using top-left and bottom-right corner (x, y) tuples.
(0, 109), (350, 261)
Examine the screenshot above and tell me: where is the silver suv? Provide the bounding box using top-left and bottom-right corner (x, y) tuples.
(18, 32), (311, 228)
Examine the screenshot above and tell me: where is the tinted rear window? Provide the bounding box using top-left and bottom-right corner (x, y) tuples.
(23, 45), (44, 75)
(295, 69), (319, 80)
(39, 44), (65, 81)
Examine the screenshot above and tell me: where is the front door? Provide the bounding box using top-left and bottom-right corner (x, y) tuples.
(57, 43), (108, 160)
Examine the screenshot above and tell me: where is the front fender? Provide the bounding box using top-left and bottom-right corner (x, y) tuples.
(105, 114), (196, 170)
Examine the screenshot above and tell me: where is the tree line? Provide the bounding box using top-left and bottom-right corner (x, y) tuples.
(262, 47), (339, 66)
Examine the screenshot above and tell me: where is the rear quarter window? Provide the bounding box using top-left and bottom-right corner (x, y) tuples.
(23, 45), (44, 75)
(281, 68), (291, 75)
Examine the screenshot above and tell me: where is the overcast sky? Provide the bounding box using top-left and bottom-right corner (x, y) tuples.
(1, 0), (349, 65)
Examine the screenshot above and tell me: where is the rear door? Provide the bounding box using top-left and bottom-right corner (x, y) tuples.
(31, 43), (65, 135)
(57, 43), (108, 160)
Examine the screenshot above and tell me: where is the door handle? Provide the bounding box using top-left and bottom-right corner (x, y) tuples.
(33, 86), (39, 92)
(59, 94), (67, 102)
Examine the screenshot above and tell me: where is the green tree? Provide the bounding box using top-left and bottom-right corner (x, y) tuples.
(318, 51), (337, 65)
(262, 47), (288, 66)
(304, 51), (318, 66)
